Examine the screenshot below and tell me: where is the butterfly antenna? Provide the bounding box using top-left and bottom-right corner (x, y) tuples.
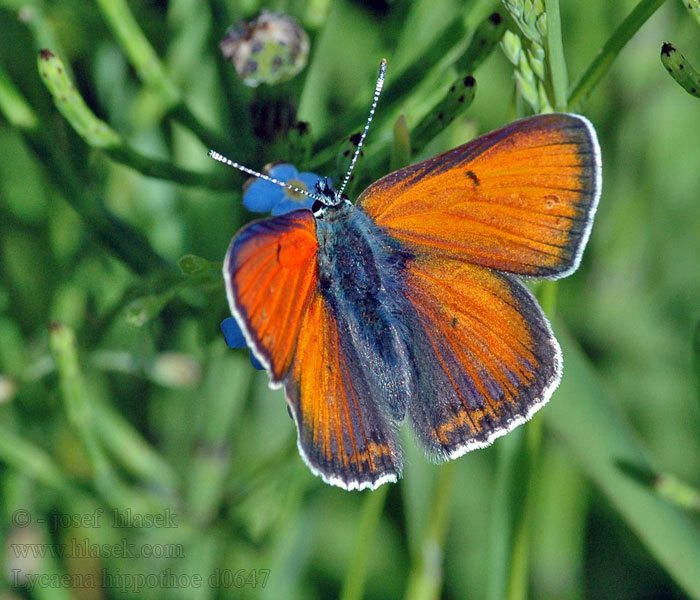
(208, 150), (324, 202)
(337, 58), (387, 196)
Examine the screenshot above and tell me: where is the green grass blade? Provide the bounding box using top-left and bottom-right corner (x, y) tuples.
(48, 322), (161, 515)
(683, 0), (700, 29)
(91, 396), (180, 492)
(186, 347), (252, 525)
(339, 485), (390, 600)
(94, 0), (180, 106)
(694, 319), (700, 406)
(0, 425), (76, 496)
(37, 49), (231, 189)
(506, 416), (544, 600)
(545, 325), (700, 598)
(404, 461), (456, 600)
(95, 0), (231, 152)
(0, 62), (38, 129)
(487, 428), (526, 600)
(568, 0), (669, 109)
(544, 0), (568, 111)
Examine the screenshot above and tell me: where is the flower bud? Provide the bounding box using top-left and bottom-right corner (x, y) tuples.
(220, 11), (310, 87)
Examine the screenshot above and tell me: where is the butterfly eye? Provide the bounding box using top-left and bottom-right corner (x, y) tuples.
(312, 199), (325, 213)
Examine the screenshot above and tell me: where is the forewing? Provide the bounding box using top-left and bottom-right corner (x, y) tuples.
(224, 209), (319, 384)
(403, 255), (561, 457)
(285, 293), (402, 490)
(225, 209), (401, 489)
(358, 113), (601, 278)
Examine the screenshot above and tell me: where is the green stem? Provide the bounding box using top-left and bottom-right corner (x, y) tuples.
(487, 280), (558, 599)
(660, 42), (700, 97)
(339, 485), (390, 600)
(487, 428), (526, 600)
(411, 75), (477, 154)
(94, 0), (180, 107)
(37, 48), (120, 148)
(568, 0), (669, 109)
(37, 49), (233, 190)
(95, 0), (232, 152)
(107, 145), (233, 190)
(683, 0), (700, 29)
(547, 326), (700, 598)
(455, 10), (507, 75)
(506, 417), (543, 600)
(0, 62), (38, 129)
(404, 461), (456, 600)
(507, 283), (557, 597)
(0, 423), (77, 497)
(25, 132), (169, 274)
(693, 319), (700, 407)
(48, 322), (161, 515)
(545, 0), (568, 112)
(537, 280), (559, 317)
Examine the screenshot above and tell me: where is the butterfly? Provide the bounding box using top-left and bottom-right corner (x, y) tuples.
(211, 60), (601, 490)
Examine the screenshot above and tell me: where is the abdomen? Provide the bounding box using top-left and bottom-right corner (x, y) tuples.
(315, 206), (414, 420)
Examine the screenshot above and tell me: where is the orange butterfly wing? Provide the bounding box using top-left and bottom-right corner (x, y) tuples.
(358, 113), (601, 278)
(285, 293), (402, 489)
(224, 210), (319, 383)
(224, 113), (602, 487)
(403, 255), (560, 456)
(225, 210), (401, 488)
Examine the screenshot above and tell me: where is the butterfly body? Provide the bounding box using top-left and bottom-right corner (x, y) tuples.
(315, 202), (415, 420)
(222, 113), (602, 490)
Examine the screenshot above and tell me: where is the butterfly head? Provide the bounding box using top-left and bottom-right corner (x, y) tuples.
(311, 178), (350, 217)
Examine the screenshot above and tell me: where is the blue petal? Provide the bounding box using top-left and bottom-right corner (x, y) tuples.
(243, 164), (301, 214)
(249, 351), (265, 370)
(221, 318), (266, 371)
(220, 317), (247, 348)
(271, 197), (314, 215)
(268, 164), (298, 180)
(243, 179), (285, 213)
(297, 171), (324, 191)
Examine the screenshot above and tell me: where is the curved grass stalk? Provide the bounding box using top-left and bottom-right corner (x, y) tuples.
(0, 56), (168, 274)
(568, 0), (669, 109)
(38, 49), (232, 190)
(95, 0), (231, 153)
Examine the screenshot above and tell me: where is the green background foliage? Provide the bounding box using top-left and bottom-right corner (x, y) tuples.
(1, 0), (700, 598)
